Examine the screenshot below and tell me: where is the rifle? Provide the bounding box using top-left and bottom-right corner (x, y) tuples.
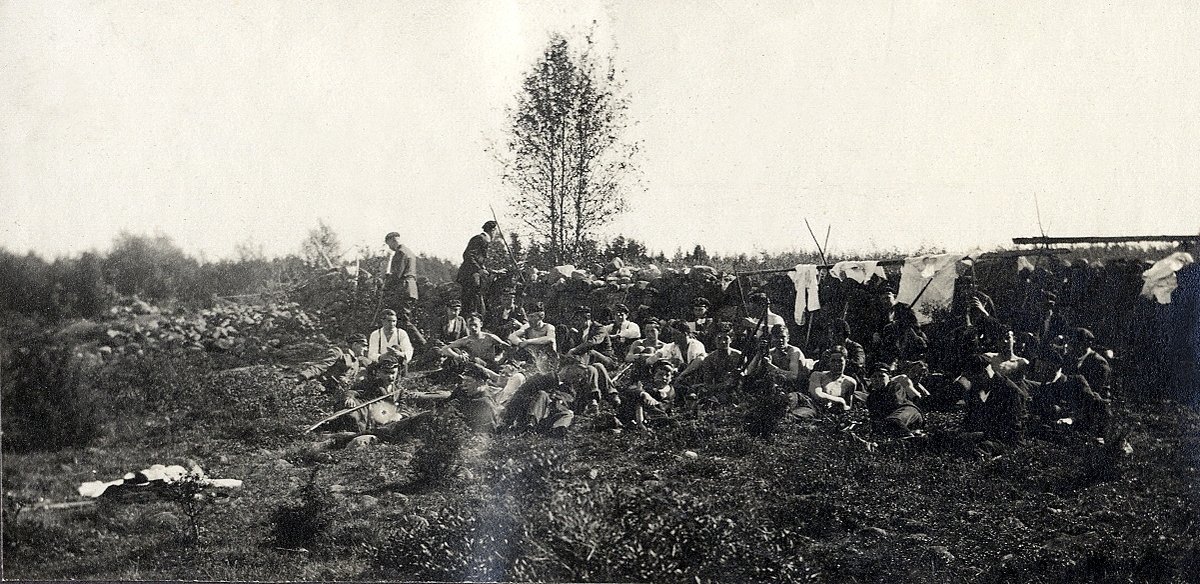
(305, 391), (398, 434)
(489, 205), (525, 289)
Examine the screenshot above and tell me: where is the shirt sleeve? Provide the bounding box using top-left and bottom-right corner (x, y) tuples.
(398, 329), (413, 361)
(367, 330), (382, 362)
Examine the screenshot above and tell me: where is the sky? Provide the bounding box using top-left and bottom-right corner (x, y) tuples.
(3, 0), (1199, 263)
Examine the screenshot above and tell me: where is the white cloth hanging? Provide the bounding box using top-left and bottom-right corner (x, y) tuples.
(897, 254), (965, 324)
(830, 261), (888, 284)
(788, 264), (821, 324)
(1141, 252), (1195, 304)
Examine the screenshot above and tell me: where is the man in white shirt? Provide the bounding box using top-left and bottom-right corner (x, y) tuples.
(368, 309), (414, 376)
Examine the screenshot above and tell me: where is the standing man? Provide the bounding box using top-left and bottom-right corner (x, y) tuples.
(456, 221), (498, 315)
(384, 232), (418, 312)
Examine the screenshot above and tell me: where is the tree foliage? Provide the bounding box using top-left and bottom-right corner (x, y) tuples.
(501, 32), (639, 266)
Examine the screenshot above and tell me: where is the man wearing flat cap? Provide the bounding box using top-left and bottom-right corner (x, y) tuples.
(298, 333), (369, 393)
(384, 232), (418, 313)
(686, 296), (715, 348)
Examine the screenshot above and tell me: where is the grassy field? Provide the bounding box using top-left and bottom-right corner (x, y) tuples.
(4, 348), (1200, 583)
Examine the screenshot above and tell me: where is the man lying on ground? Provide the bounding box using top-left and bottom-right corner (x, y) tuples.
(499, 365), (599, 437)
(297, 333), (368, 394)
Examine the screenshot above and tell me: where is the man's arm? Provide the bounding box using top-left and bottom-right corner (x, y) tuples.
(299, 347), (342, 379)
(366, 330), (382, 363)
(507, 323), (530, 346)
(396, 329), (414, 362)
(439, 336), (472, 359)
(809, 372), (848, 408)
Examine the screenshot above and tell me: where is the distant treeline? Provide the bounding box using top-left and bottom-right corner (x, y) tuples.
(0, 232), (458, 324)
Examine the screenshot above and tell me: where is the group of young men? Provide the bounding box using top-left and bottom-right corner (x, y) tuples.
(299, 227), (1116, 453)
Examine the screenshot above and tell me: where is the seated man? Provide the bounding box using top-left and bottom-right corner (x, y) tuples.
(564, 306), (617, 369)
(808, 345), (858, 414)
(605, 304), (642, 360)
(687, 296), (716, 348)
(436, 299), (468, 344)
(1063, 327), (1112, 398)
(864, 364), (925, 437)
(435, 313), (510, 382)
(368, 309), (414, 376)
(298, 333), (368, 393)
(961, 354), (1028, 449)
(695, 322), (743, 404)
(744, 324), (812, 396)
(341, 355), (405, 432)
(507, 302), (558, 365)
(623, 318), (666, 386)
(983, 327), (1031, 381)
(826, 319), (866, 382)
(878, 304), (928, 367)
(485, 289), (527, 340)
(659, 320), (708, 386)
(619, 360), (678, 429)
(741, 292), (787, 343)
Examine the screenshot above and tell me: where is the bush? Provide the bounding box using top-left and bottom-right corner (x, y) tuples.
(268, 469), (333, 550)
(1, 335), (109, 453)
(409, 407), (473, 487)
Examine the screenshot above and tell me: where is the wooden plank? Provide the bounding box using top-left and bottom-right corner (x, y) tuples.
(733, 248), (1069, 276)
(1013, 235), (1199, 245)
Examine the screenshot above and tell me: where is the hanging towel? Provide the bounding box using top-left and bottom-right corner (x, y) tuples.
(830, 261), (887, 284)
(1141, 252), (1195, 304)
(788, 264), (821, 324)
(897, 254), (965, 324)
(1016, 256), (1036, 273)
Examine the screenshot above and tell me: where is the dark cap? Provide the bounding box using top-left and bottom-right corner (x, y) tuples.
(692, 296), (710, 307)
(650, 360), (677, 374)
(749, 292), (769, 305)
(613, 303), (630, 314)
(381, 309), (397, 318)
(573, 305), (592, 316)
(714, 321), (734, 335)
(1072, 327), (1095, 345)
(870, 362), (892, 374)
(384, 232), (401, 242)
(447, 299), (462, 308)
(376, 354), (400, 370)
(348, 333), (368, 344)
(482, 220), (498, 232)
(527, 301), (546, 313)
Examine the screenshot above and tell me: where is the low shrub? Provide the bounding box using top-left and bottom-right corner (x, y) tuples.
(408, 407), (473, 487)
(268, 469), (333, 550)
(1, 335), (109, 453)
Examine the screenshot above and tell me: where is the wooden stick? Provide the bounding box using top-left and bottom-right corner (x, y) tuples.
(804, 218), (828, 266)
(489, 204), (525, 287)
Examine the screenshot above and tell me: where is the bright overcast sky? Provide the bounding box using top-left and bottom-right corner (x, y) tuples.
(3, 0), (1199, 262)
